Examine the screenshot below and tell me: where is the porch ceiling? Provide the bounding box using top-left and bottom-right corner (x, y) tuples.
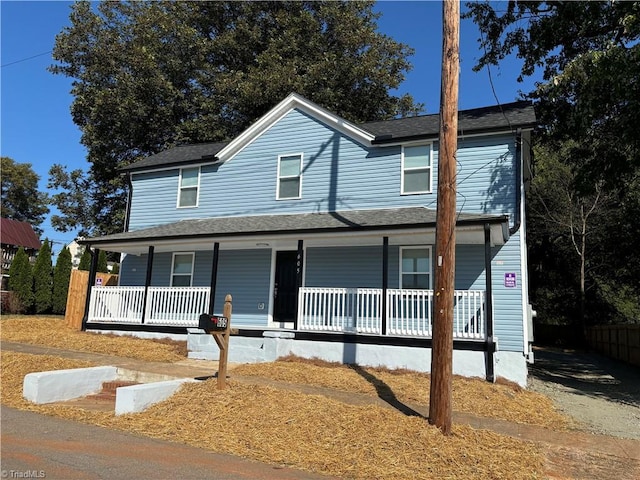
(80, 207), (510, 255)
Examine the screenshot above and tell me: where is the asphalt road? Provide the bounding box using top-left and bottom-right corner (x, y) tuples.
(0, 406), (334, 480)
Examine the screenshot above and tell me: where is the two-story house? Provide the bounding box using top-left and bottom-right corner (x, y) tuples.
(79, 93), (536, 385)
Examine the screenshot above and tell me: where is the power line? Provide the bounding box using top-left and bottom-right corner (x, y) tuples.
(1, 50), (52, 68)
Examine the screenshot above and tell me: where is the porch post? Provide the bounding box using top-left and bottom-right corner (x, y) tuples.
(140, 245), (154, 324)
(81, 247), (99, 331)
(208, 242), (220, 315)
(382, 236), (389, 335)
(484, 223), (495, 382)
(294, 239), (304, 330)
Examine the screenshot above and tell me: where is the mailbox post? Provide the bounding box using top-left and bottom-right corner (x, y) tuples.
(198, 294), (233, 389)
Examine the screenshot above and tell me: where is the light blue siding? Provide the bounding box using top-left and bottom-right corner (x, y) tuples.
(120, 249), (271, 327)
(455, 245), (485, 290)
(210, 249), (271, 326)
(490, 232), (524, 352)
(305, 246), (397, 288)
(120, 254), (148, 286)
(453, 136), (517, 224)
(121, 241), (524, 350)
(128, 110), (515, 230)
(122, 107), (524, 353)
(120, 251), (214, 287)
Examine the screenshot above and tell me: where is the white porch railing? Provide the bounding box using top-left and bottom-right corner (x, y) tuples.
(298, 287), (486, 339)
(88, 285), (486, 338)
(88, 286), (145, 324)
(296, 287), (384, 334)
(88, 286), (209, 327)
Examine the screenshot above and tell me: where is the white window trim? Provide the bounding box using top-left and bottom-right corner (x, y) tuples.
(401, 143), (433, 195)
(170, 252), (195, 287)
(399, 246), (432, 289)
(176, 166), (201, 208)
(276, 153), (303, 200)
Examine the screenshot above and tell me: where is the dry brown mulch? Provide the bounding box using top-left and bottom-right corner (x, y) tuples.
(0, 315), (186, 362)
(233, 355), (572, 430)
(1, 351), (545, 479)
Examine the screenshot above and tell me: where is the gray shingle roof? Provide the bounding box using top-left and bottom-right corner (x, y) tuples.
(121, 141), (229, 172)
(121, 99), (535, 173)
(362, 101), (536, 143)
(82, 207), (507, 247)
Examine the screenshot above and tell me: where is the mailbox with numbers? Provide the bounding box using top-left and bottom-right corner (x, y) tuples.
(198, 313), (228, 331)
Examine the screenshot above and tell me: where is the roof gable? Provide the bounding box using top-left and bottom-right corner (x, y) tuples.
(215, 93), (375, 163)
(122, 94), (536, 173)
(0, 218), (41, 250)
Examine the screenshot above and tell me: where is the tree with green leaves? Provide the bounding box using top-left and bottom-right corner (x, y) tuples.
(1, 157), (49, 234)
(466, 1), (640, 327)
(527, 143), (613, 332)
(33, 239), (53, 314)
(97, 250), (108, 273)
(53, 246), (73, 314)
(465, 0), (640, 189)
(49, 0), (422, 235)
(78, 248), (91, 271)
(7, 247), (34, 313)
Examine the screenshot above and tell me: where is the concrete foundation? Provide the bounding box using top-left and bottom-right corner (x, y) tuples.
(187, 330), (529, 386)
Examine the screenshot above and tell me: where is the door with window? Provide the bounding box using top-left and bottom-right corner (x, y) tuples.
(273, 251), (298, 322)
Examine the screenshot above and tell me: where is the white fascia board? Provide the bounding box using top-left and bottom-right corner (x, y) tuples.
(86, 221), (508, 256)
(215, 93), (375, 163)
(376, 127), (535, 148)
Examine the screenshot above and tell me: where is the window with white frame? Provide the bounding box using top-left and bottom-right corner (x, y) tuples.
(177, 167), (200, 207)
(402, 145), (432, 194)
(400, 247), (432, 289)
(277, 154), (302, 199)
(171, 253), (194, 286)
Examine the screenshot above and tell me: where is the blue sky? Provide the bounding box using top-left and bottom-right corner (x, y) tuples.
(1, 1), (538, 256)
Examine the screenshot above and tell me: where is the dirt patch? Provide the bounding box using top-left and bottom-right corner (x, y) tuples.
(528, 347), (640, 440)
(544, 445), (640, 480)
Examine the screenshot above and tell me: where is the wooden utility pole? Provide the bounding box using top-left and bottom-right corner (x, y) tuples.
(429, 0), (460, 435)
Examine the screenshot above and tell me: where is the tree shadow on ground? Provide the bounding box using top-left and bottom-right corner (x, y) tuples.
(347, 364), (426, 418)
(529, 347), (640, 408)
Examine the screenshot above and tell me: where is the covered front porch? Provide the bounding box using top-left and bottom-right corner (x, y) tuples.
(87, 285), (487, 339)
(79, 207), (508, 343)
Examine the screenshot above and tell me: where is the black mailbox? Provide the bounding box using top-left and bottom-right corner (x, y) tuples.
(199, 313), (228, 331)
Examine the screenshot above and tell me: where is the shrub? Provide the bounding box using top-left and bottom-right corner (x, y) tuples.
(53, 246), (73, 314)
(7, 247), (33, 313)
(33, 239), (53, 313)
(97, 250), (108, 273)
(78, 248), (91, 271)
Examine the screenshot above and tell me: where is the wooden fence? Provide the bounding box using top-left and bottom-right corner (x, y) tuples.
(586, 324), (640, 368)
(65, 270), (118, 330)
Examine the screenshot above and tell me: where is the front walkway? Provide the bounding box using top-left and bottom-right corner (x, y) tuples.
(3, 341), (639, 480)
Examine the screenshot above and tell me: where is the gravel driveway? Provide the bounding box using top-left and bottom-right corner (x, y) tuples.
(528, 347), (640, 440)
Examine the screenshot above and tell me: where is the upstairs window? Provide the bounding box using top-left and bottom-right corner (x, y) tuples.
(171, 253), (194, 286)
(400, 247), (432, 289)
(402, 145), (432, 194)
(277, 154), (302, 200)
(178, 167), (200, 208)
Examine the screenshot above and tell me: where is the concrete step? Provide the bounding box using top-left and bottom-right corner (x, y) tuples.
(86, 381), (139, 401)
